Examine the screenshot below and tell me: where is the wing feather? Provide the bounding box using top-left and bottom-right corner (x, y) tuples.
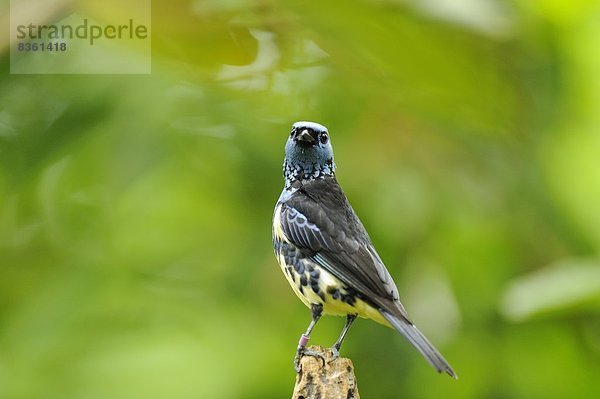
(279, 177), (403, 313)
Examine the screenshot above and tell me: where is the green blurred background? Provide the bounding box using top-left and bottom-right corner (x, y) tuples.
(2, 0), (600, 398)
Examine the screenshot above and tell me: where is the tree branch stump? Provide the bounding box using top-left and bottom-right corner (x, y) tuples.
(292, 346), (360, 399)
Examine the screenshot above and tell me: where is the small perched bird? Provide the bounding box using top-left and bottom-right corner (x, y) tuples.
(272, 121), (456, 378)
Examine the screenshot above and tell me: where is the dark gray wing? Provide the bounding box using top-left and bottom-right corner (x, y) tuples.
(280, 177), (404, 314)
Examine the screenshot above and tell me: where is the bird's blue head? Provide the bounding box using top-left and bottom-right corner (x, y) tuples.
(283, 121), (335, 184)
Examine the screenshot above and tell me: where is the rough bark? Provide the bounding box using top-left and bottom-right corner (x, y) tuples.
(292, 346), (360, 399)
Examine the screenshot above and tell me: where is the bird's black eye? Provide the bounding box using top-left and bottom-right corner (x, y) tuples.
(319, 132), (328, 144)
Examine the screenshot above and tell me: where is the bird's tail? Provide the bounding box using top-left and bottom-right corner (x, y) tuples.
(381, 310), (457, 379)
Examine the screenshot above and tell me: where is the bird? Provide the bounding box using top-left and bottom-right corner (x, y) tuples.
(272, 121), (457, 378)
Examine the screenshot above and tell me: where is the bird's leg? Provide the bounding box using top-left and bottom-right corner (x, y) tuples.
(330, 314), (357, 360)
(294, 303), (324, 372)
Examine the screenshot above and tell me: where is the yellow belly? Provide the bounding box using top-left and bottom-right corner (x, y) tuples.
(275, 250), (391, 327)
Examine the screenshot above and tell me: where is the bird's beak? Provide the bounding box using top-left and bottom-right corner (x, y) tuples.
(296, 129), (317, 145)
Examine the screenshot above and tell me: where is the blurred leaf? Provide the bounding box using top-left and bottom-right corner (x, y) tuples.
(499, 258), (600, 322)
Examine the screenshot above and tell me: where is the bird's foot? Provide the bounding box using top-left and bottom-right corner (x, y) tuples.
(294, 333), (310, 372)
(294, 346), (326, 372)
(329, 345), (340, 361)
